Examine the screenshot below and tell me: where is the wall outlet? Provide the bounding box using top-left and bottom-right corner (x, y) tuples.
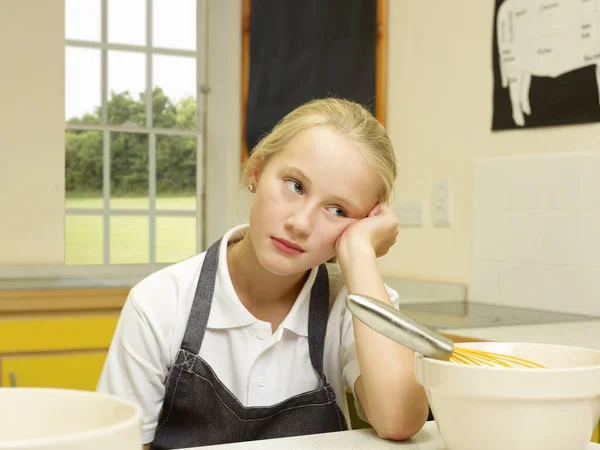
(395, 199), (423, 227)
(432, 180), (452, 227)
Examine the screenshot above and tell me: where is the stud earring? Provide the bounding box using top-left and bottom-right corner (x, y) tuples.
(247, 183), (255, 193)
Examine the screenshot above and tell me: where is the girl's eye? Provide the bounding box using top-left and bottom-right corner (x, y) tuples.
(285, 179), (304, 195)
(327, 206), (347, 218)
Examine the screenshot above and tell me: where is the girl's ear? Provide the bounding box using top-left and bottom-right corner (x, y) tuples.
(247, 168), (259, 188)
(247, 156), (265, 187)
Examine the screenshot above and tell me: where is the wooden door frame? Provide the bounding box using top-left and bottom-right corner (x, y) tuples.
(241, 0), (387, 164)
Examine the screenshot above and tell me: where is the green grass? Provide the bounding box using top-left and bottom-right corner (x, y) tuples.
(65, 196), (196, 210)
(65, 196), (197, 265)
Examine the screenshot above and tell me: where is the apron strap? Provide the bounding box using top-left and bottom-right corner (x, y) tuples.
(307, 264), (329, 379)
(180, 238), (221, 355)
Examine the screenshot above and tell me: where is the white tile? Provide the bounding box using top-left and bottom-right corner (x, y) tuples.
(536, 266), (600, 316)
(469, 262), (509, 306)
(471, 211), (503, 261)
(474, 152), (599, 210)
(471, 152), (600, 317)
(535, 211), (578, 265)
(528, 155), (581, 210)
(470, 262), (600, 316)
(472, 210), (544, 263)
(508, 211), (598, 267)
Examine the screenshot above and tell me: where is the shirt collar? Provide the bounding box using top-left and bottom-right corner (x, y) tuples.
(277, 266), (319, 337)
(206, 224), (320, 337)
(208, 224), (257, 330)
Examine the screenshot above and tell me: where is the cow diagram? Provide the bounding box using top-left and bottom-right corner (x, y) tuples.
(497, 0), (600, 126)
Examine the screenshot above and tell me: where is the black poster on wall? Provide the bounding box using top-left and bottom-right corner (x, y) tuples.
(492, 0), (600, 131)
(246, 0), (377, 153)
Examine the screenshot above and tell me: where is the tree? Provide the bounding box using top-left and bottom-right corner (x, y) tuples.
(66, 88), (197, 196)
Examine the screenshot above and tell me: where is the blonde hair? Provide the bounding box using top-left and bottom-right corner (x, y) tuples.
(242, 97), (397, 203)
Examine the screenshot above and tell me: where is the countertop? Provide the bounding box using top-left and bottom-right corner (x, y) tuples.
(438, 320), (600, 351)
(184, 422), (600, 449)
(401, 301), (600, 329)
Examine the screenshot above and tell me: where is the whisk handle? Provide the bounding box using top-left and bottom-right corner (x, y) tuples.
(346, 294), (454, 360)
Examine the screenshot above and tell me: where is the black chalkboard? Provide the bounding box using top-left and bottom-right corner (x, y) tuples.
(246, 0), (377, 153)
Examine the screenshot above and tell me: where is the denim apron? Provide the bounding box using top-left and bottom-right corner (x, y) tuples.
(151, 239), (348, 449)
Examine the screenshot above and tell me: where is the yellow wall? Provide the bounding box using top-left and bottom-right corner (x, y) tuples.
(378, 1), (600, 284)
(0, 0), (65, 265)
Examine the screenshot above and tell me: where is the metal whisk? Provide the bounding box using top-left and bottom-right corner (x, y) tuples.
(346, 294), (545, 369)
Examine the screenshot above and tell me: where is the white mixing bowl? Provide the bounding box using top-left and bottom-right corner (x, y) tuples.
(415, 342), (600, 450)
(0, 388), (142, 450)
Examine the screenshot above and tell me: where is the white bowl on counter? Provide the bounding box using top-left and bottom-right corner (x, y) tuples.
(415, 342), (600, 450)
(0, 388), (142, 450)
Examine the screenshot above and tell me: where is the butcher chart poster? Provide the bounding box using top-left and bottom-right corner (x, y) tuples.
(492, 0), (600, 130)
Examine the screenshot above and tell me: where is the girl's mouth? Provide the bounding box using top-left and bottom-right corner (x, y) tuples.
(271, 237), (305, 255)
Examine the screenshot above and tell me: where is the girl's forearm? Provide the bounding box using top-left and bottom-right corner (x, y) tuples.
(339, 250), (429, 440)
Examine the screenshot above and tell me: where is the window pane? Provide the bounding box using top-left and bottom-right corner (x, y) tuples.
(110, 132), (148, 208)
(108, 51), (146, 126)
(153, 55), (196, 129)
(65, 197), (103, 209)
(156, 134), (196, 209)
(65, 216), (103, 265)
(153, 0), (196, 50)
(110, 197), (150, 209)
(66, 48), (101, 123)
(110, 216), (149, 264)
(66, 0), (100, 42)
(157, 217), (196, 263)
(66, 130), (103, 198)
(108, 0), (146, 46)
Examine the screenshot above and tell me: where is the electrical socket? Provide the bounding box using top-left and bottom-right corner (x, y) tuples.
(432, 180), (452, 227)
(395, 199), (423, 227)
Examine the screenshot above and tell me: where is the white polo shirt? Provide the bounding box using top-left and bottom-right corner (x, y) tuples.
(97, 224), (399, 443)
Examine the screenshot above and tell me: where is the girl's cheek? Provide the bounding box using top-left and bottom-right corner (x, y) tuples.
(333, 221), (353, 241)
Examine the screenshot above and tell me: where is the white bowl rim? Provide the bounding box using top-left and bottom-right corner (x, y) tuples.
(415, 341), (600, 374)
(0, 388), (142, 449)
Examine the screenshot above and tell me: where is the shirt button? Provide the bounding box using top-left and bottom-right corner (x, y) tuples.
(257, 329), (268, 340)
(258, 375), (267, 387)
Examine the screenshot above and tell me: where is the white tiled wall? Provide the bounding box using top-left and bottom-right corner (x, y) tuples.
(470, 152), (600, 316)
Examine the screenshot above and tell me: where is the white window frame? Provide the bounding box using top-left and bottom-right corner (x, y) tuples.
(65, 0), (207, 267)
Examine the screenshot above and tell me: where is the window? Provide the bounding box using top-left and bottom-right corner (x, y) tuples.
(65, 0), (205, 266)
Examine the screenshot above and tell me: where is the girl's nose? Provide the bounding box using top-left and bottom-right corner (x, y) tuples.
(285, 204), (313, 236)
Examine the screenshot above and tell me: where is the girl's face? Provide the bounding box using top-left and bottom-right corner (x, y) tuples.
(247, 125), (380, 276)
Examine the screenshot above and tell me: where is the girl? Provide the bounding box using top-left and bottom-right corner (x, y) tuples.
(97, 98), (429, 449)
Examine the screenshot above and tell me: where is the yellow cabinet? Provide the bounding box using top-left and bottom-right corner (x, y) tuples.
(0, 315), (120, 353)
(0, 286), (126, 391)
(0, 351), (108, 391)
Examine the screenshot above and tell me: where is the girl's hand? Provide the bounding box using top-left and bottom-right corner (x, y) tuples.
(335, 203), (399, 267)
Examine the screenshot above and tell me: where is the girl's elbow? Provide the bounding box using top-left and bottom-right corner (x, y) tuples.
(374, 422), (422, 442)
(372, 409), (429, 441)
